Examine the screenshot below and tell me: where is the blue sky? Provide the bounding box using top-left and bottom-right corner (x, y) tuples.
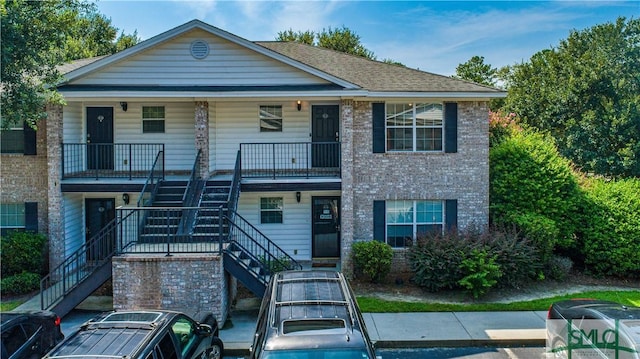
(96, 0), (638, 76)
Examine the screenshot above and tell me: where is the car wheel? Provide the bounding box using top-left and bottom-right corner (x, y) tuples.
(208, 337), (224, 359)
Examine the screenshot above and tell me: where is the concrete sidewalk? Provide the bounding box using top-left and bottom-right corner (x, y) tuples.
(220, 309), (548, 355)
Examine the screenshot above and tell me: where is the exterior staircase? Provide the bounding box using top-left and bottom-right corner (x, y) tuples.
(39, 155), (301, 317)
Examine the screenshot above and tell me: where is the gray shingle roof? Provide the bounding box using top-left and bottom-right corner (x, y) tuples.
(256, 41), (502, 94)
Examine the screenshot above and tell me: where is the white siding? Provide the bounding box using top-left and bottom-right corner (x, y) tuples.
(71, 29), (329, 87)
(63, 102), (84, 143)
(63, 193), (84, 258)
(116, 102), (196, 171)
(237, 190), (340, 261)
(214, 101), (311, 170)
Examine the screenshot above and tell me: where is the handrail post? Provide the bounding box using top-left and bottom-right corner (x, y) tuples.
(306, 143), (310, 178)
(272, 143), (276, 179)
(218, 205), (224, 255)
(61, 143), (65, 179)
(162, 146), (165, 179)
(128, 144), (132, 180)
(165, 209), (172, 257)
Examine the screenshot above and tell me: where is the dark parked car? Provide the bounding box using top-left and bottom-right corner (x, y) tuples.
(547, 299), (640, 359)
(1, 310), (64, 359)
(249, 270), (379, 359)
(44, 310), (223, 359)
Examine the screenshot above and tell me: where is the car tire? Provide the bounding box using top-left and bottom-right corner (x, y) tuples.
(208, 337), (223, 359)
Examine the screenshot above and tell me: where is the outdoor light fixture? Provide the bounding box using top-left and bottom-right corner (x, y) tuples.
(122, 193), (130, 205)
(296, 191), (301, 203)
(296, 100), (302, 111)
(120, 102), (128, 112)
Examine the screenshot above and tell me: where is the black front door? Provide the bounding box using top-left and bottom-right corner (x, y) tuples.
(311, 105), (339, 168)
(312, 196), (340, 258)
(86, 107), (114, 170)
(85, 198), (115, 261)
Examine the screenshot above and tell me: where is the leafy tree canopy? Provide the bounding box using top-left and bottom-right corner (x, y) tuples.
(503, 17), (640, 178)
(276, 25), (377, 61)
(454, 55), (497, 86)
(1, 0), (139, 129)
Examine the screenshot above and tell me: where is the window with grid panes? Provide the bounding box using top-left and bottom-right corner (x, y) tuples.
(385, 200), (443, 248)
(260, 197), (283, 224)
(259, 105), (282, 132)
(386, 103), (443, 151)
(142, 106), (165, 133)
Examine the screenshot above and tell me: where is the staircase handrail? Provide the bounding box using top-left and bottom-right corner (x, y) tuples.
(39, 209), (137, 310)
(223, 208), (302, 272)
(182, 149), (202, 206)
(137, 150), (165, 207)
(227, 150), (241, 215)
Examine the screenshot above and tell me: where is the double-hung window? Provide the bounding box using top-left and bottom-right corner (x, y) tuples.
(142, 106), (165, 133)
(0, 203), (25, 232)
(260, 197), (283, 224)
(386, 103), (443, 151)
(386, 200), (443, 248)
(0, 128), (24, 153)
(259, 105), (283, 132)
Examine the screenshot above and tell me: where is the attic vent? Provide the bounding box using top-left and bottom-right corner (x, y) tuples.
(190, 40), (209, 59)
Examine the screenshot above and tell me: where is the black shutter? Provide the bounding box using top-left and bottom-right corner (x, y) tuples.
(23, 122), (37, 155)
(373, 200), (385, 242)
(372, 103), (385, 153)
(24, 202), (38, 233)
(445, 199), (458, 231)
(444, 102), (457, 153)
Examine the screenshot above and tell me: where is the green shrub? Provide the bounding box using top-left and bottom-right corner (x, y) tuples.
(409, 226), (542, 292)
(408, 230), (478, 291)
(0, 231), (48, 277)
(458, 249), (502, 299)
(546, 255), (573, 280)
(490, 130), (582, 252)
(259, 255), (292, 273)
(352, 241), (393, 283)
(0, 272), (41, 296)
(579, 178), (640, 277)
(481, 226), (542, 288)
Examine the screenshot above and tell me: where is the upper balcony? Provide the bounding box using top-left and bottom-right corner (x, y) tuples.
(61, 142), (340, 186)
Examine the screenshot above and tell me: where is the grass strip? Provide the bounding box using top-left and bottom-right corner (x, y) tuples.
(357, 290), (640, 313)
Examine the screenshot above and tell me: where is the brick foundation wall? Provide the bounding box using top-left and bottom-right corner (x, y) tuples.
(112, 254), (229, 325)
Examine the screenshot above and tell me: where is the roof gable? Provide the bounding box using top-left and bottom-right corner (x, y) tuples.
(62, 20), (358, 89)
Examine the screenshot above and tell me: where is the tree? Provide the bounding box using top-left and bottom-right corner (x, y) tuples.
(504, 17), (640, 178)
(277, 25), (376, 60)
(1, 0), (139, 129)
(454, 55), (497, 86)
(276, 29), (315, 45)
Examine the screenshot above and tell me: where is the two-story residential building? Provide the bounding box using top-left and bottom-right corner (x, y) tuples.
(1, 20), (503, 322)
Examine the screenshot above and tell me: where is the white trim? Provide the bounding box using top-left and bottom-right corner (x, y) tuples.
(361, 91), (506, 99)
(61, 20), (360, 90)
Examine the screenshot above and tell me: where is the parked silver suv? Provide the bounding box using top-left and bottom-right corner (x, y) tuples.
(249, 270), (378, 359)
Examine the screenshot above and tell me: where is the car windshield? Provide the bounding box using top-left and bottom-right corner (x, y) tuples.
(262, 349), (371, 359)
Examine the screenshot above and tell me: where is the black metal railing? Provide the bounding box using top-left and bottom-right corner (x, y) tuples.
(177, 150), (203, 235)
(118, 207), (220, 255)
(137, 150), (165, 207)
(221, 208), (302, 279)
(240, 142), (341, 179)
(40, 213), (124, 310)
(62, 143), (164, 179)
(227, 150), (241, 216)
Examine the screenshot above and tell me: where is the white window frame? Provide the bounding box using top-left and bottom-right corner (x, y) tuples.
(385, 200), (443, 248)
(142, 106), (166, 133)
(0, 203), (25, 229)
(386, 103), (443, 152)
(260, 197), (283, 224)
(259, 105), (283, 132)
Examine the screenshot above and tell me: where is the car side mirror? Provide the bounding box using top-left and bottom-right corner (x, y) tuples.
(197, 324), (213, 336)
